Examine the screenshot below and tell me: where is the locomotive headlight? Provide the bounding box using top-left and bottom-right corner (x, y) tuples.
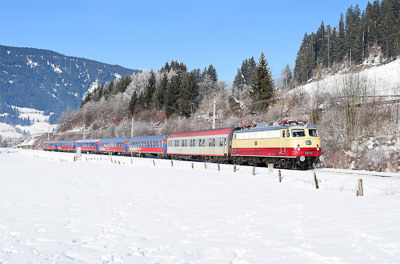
(317, 144), (320, 151)
(306, 140), (311, 145)
(297, 144), (301, 151)
(300, 156), (305, 162)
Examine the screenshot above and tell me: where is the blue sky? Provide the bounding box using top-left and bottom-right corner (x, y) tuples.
(1, 0), (371, 82)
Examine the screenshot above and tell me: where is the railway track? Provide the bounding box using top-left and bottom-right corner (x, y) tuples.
(314, 167), (400, 180)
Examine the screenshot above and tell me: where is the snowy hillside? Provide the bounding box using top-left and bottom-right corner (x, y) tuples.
(0, 106), (57, 139)
(293, 59), (400, 98)
(1, 149), (400, 263)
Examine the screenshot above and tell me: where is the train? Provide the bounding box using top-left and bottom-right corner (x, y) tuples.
(43, 120), (324, 169)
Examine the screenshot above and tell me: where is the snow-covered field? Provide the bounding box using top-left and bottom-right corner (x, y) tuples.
(1, 149), (400, 263)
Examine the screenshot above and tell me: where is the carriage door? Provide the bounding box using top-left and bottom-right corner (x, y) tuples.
(280, 129), (287, 155)
(232, 134), (237, 154)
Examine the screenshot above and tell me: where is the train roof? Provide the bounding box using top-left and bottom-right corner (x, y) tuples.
(235, 124), (317, 133)
(129, 135), (169, 141)
(168, 127), (237, 139)
(99, 135), (168, 142)
(99, 137), (130, 142)
(76, 139), (100, 143)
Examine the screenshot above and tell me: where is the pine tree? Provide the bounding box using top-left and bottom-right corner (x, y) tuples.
(128, 91), (138, 116)
(143, 70), (156, 109)
(326, 24), (333, 67)
(156, 73), (168, 109)
(232, 57), (257, 99)
(338, 13), (346, 62)
(294, 33), (308, 83)
(249, 52), (274, 113)
(179, 72), (199, 117)
(206, 65), (218, 82)
(164, 74), (181, 118)
(315, 21), (327, 66)
(346, 5), (363, 65)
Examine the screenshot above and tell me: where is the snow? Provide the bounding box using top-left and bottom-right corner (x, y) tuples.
(26, 57), (39, 68)
(83, 80), (99, 99)
(295, 59), (400, 98)
(0, 106), (57, 139)
(0, 123), (20, 138)
(1, 149), (400, 263)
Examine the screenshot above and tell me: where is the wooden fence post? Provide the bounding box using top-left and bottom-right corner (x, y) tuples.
(357, 179), (364, 196)
(252, 166), (256, 176)
(192, 162), (194, 169)
(153, 160), (156, 167)
(204, 162), (207, 169)
(234, 164), (237, 172)
(314, 171), (319, 189)
(171, 160), (174, 167)
(218, 163), (220, 171)
(279, 170), (282, 182)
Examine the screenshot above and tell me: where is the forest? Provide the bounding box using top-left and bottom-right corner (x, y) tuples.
(294, 0), (400, 85)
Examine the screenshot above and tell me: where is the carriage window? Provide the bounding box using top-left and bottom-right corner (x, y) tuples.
(255, 141), (258, 146)
(292, 129), (305, 137)
(202, 139), (205, 147)
(224, 138), (227, 146)
(309, 129), (318, 137)
(212, 138), (215, 147)
(220, 138), (224, 147)
(283, 130), (286, 137)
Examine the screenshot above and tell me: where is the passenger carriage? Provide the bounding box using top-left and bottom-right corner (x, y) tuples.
(76, 139), (100, 153)
(56, 140), (76, 152)
(98, 138), (129, 154)
(43, 140), (58, 151)
(127, 135), (168, 157)
(167, 127), (238, 162)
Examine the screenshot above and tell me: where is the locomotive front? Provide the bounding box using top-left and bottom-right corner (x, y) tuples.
(282, 125), (324, 168)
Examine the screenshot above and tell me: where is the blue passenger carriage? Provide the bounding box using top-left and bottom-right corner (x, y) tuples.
(98, 138), (129, 154)
(127, 135), (168, 157)
(76, 139), (100, 153)
(43, 140), (58, 151)
(56, 140), (76, 151)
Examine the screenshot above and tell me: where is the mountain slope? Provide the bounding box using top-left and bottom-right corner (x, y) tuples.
(0, 44), (138, 125)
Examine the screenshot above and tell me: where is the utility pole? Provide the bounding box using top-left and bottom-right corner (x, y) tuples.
(131, 117), (134, 137)
(47, 126), (50, 141)
(212, 94), (216, 129)
(83, 124), (86, 140)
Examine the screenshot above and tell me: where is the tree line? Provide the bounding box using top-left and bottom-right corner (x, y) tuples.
(294, 0), (400, 84)
(71, 53), (274, 133)
(81, 61), (221, 119)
